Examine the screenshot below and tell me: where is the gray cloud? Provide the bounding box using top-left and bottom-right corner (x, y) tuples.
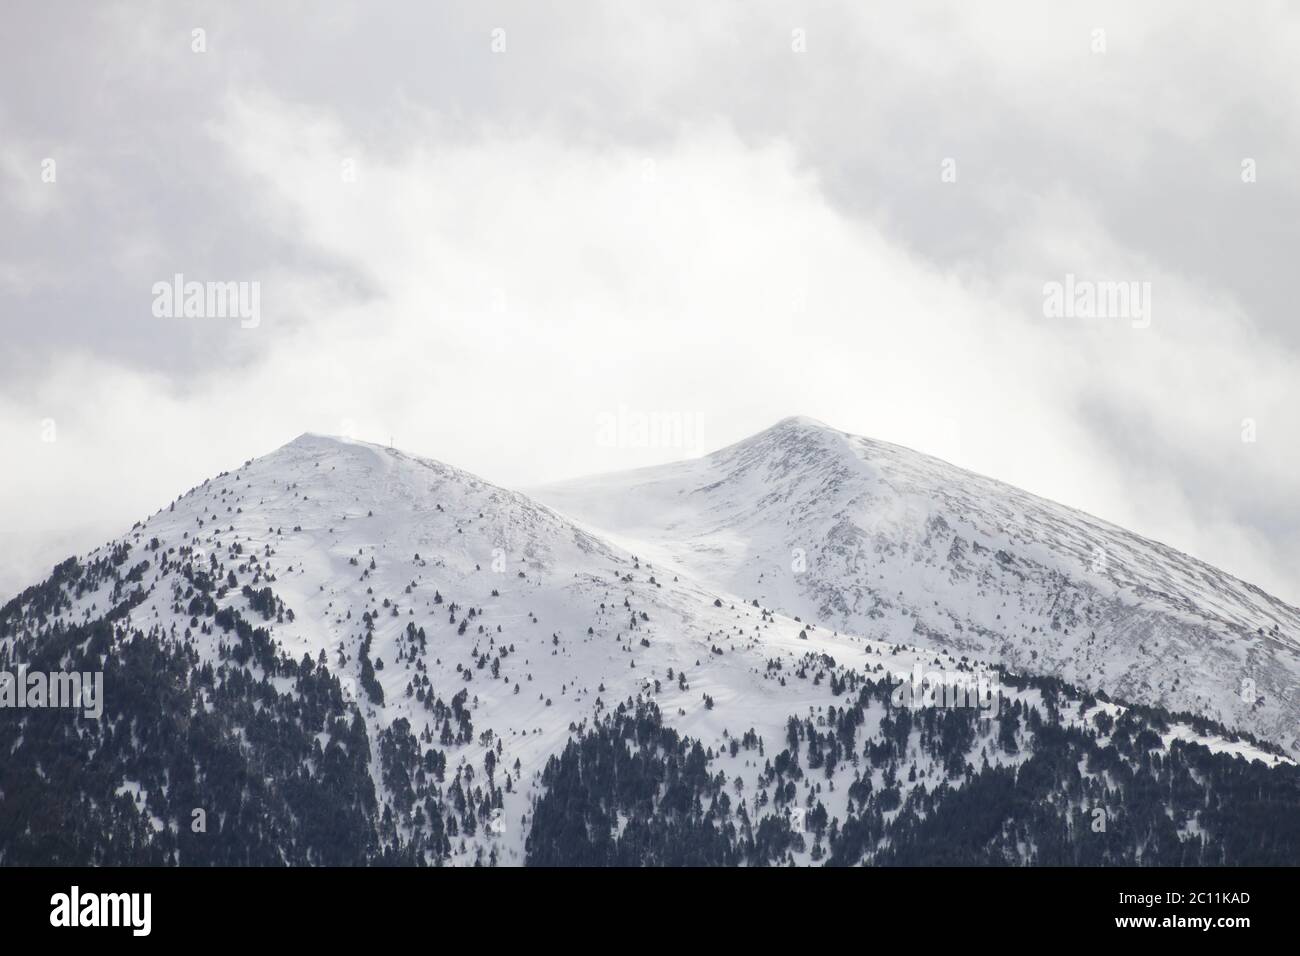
(1, 0), (1297, 604)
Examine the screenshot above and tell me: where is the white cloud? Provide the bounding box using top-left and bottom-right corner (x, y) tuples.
(1, 2), (1298, 605)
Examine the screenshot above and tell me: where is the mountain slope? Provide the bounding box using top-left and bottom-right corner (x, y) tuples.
(532, 416), (1300, 748)
(0, 434), (986, 863)
(1, 429), (1294, 867)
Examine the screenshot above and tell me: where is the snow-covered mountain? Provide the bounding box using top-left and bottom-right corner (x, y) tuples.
(534, 416), (1300, 749)
(2, 426), (1296, 867)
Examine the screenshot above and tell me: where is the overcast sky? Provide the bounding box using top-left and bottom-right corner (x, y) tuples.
(2, 1), (1298, 605)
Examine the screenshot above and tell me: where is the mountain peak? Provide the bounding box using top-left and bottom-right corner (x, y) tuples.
(266, 432), (407, 470)
(714, 414), (857, 468)
(771, 414), (832, 431)
(535, 417), (1300, 747)
(758, 415), (842, 441)
(283, 431), (371, 450)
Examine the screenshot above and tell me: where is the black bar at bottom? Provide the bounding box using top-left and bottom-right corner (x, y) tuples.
(0, 865), (1283, 942)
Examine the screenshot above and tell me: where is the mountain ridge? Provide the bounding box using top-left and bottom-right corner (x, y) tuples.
(534, 416), (1300, 749)
(3, 422), (1297, 867)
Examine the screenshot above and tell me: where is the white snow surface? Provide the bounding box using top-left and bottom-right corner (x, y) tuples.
(533, 416), (1300, 749)
(6, 422), (1293, 865)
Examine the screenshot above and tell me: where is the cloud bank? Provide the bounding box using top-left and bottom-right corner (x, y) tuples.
(1, 1), (1297, 604)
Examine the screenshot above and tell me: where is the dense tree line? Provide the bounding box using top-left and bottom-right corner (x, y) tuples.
(527, 673), (1300, 866)
(0, 552), (444, 865)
